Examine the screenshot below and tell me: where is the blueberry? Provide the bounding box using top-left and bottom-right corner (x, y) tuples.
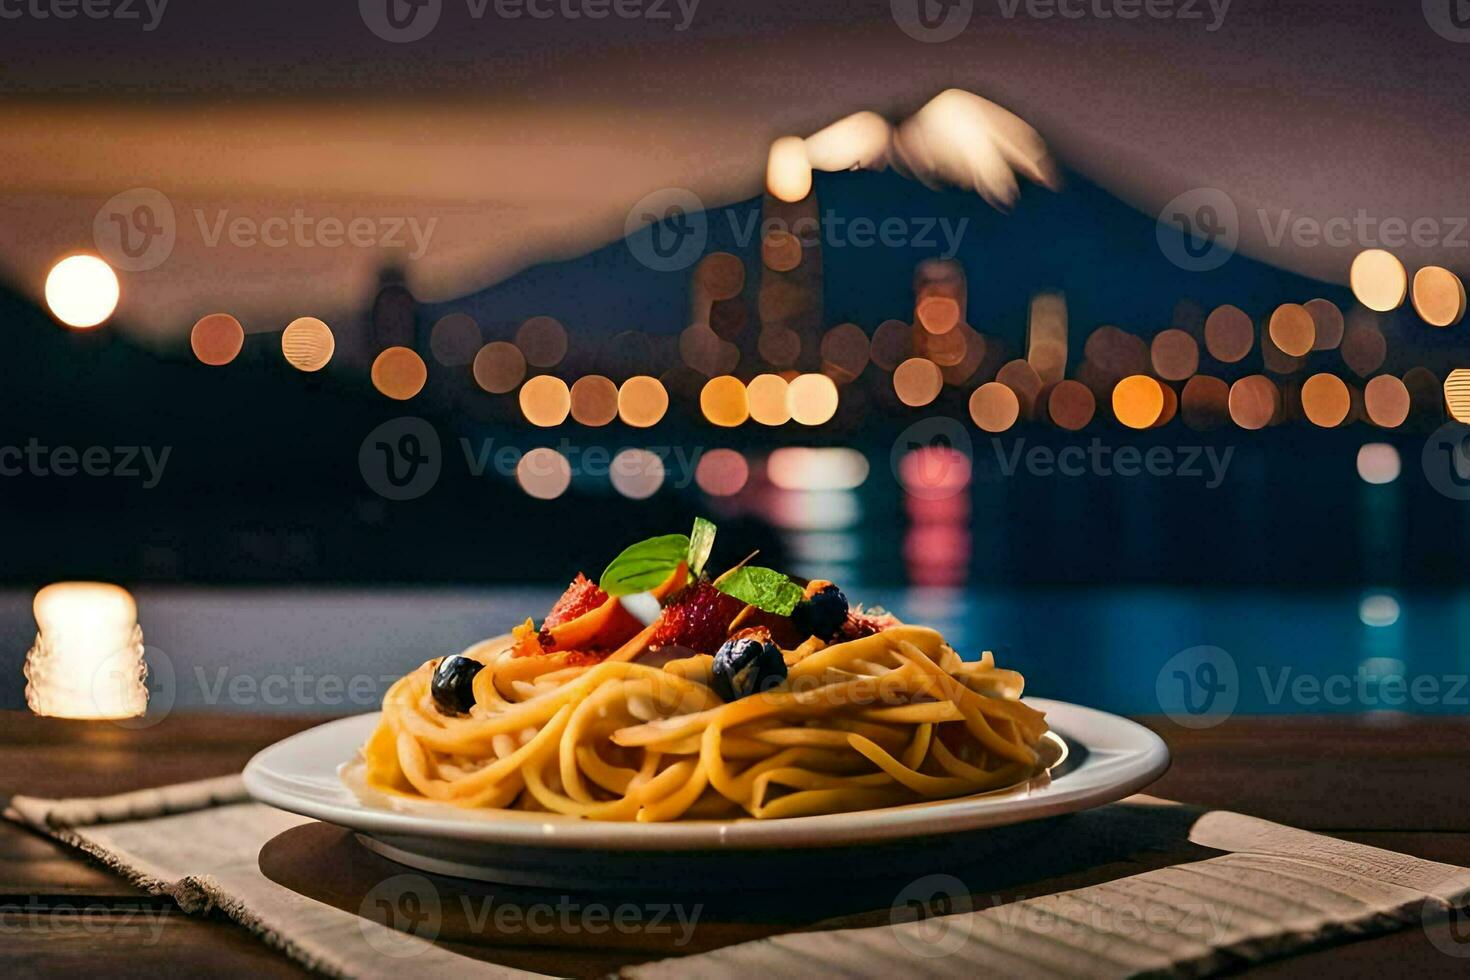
(791, 584), (848, 641)
(711, 636), (787, 702)
(431, 655), (483, 715)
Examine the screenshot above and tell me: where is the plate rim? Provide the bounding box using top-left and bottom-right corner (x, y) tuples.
(242, 697), (1168, 851)
(241, 696), (1164, 852)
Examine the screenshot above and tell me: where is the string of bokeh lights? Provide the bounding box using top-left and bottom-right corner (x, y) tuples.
(41, 204), (1469, 503)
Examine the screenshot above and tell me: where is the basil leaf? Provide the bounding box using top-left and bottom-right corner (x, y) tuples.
(715, 566), (805, 616)
(687, 517), (717, 578)
(599, 533), (689, 596)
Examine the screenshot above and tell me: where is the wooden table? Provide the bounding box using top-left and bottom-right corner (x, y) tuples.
(3, 711), (1468, 977)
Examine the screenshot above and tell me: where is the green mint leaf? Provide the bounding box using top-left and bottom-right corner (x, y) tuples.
(599, 534), (689, 596)
(715, 566), (805, 616)
(687, 517), (717, 578)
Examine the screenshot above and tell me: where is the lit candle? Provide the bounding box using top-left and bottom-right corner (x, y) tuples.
(24, 582), (147, 719)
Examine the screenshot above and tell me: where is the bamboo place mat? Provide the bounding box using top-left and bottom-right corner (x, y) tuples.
(7, 777), (1470, 978)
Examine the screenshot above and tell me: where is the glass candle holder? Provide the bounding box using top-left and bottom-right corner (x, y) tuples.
(24, 582), (147, 719)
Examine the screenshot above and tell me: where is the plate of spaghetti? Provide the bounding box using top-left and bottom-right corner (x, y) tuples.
(244, 519), (1168, 886)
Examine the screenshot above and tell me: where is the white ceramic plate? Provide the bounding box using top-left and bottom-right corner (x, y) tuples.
(243, 699), (1168, 888)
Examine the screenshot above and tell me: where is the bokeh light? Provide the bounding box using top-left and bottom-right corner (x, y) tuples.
(1341, 315), (1387, 377)
(788, 373), (839, 425)
(1363, 375), (1410, 428)
(768, 447), (869, 490)
(1411, 266), (1466, 327)
(1112, 375), (1165, 429)
(1268, 303), (1316, 357)
(1026, 292), (1068, 385)
(695, 449), (749, 496)
(618, 375), (669, 427)
(996, 359), (1044, 419)
(1350, 249), (1408, 312)
(190, 313), (244, 367)
(1150, 328), (1199, 381)
(1046, 379), (1095, 430)
(1204, 304), (1253, 363)
(516, 448), (572, 500)
(1304, 298), (1345, 350)
(1356, 443), (1401, 484)
(371, 346), (428, 400)
(1300, 373), (1349, 428)
(515, 316), (568, 369)
(820, 323), (871, 383)
(1228, 375), (1278, 430)
(1359, 593), (1401, 628)
(870, 319), (912, 371)
(520, 375), (572, 427)
(611, 448), (665, 498)
(916, 295), (961, 335)
(893, 357), (944, 407)
(747, 373), (792, 425)
(472, 341), (527, 394)
(696, 252), (745, 301)
(1445, 368), (1470, 423)
(429, 313), (481, 367)
(1181, 375), (1230, 430)
(700, 375), (749, 427)
(281, 316), (335, 372)
(45, 255), (119, 329)
(969, 382), (1019, 432)
(766, 135), (812, 203)
(761, 230), (802, 272)
(757, 325), (801, 367)
(569, 375), (619, 426)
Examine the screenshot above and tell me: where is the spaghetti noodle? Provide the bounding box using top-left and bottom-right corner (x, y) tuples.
(358, 521), (1050, 822)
